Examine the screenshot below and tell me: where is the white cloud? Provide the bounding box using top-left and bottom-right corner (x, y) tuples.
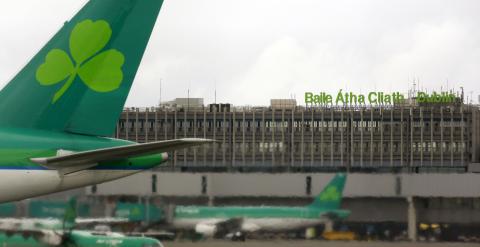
(372, 21), (480, 94)
(224, 19), (480, 105)
(0, 0), (479, 106)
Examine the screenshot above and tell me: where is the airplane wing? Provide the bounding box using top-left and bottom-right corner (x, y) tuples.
(322, 209), (351, 220)
(76, 217), (130, 227)
(127, 230), (176, 240)
(30, 138), (213, 170)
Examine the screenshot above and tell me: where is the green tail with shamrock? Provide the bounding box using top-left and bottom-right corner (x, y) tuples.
(63, 197), (78, 231)
(308, 173), (347, 210)
(0, 0), (164, 136)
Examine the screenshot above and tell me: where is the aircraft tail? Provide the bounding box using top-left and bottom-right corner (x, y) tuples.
(308, 173), (347, 209)
(0, 0), (164, 136)
(63, 197), (77, 231)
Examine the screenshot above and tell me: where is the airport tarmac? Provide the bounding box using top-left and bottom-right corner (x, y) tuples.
(166, 241), (480, 247)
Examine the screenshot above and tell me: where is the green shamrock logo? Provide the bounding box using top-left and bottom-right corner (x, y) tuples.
(36, 19), (125, 103)
(131, 207), (141, 216)
(320, 186), (340, 201)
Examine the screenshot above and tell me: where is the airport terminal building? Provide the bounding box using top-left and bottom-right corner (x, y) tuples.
(89, 98), (480, 241)
(114, 98), (480, 173)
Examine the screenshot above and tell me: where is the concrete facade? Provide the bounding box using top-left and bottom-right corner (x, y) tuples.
(88, 172), (480, 198)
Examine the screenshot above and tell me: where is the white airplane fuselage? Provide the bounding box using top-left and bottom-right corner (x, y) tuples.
(0, 169), (139, 203)
(172, 217), (327, 233)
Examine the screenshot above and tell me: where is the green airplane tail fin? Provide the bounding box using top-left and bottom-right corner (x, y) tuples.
(308, 173), (347, 209)
(0, 0), (164, 136)
(63, 197), (77, 231)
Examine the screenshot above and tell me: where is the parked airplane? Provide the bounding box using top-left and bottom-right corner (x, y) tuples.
(0, 198), (163, 247)
(172, 173), (349, 240)
(0, 0), (211, 203)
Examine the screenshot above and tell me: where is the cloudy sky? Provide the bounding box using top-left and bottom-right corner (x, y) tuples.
(0, 0), (479, 106)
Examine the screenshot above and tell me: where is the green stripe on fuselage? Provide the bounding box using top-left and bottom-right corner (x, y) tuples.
(175, 206), (349, 220)
(69, 231), (163, 247)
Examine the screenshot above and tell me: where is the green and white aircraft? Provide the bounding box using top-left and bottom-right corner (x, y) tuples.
(172, 173), (350, 239)
(0, 0), (211, 203)
(0, 198), (164, 247)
